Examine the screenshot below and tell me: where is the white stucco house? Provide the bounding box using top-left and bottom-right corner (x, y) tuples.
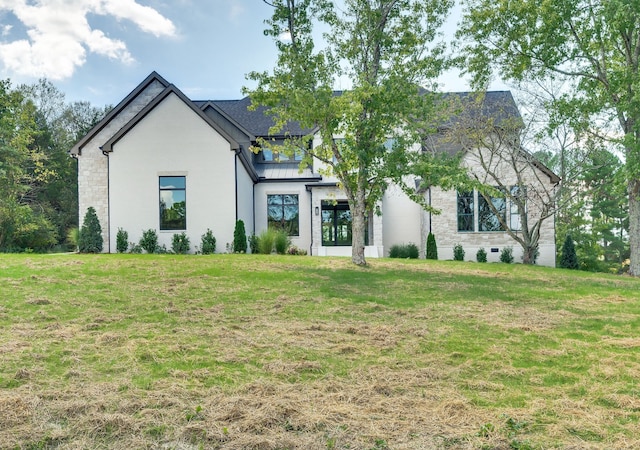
(71, 72), (559, 265)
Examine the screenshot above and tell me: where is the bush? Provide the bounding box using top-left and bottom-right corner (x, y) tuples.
(66, 227), (79, 252)
(453, 243), (465, 261)
(129, 243), (142, 254)
(200, 229), (216, 254)
(233, 220), (247, 253)
(257, 229), (276, 254)
(287, 245), (307, 255)
(500, 246), (514, 264)
(116, 228), (128, 253)
(172, 232), (190, 254)
(560, 234), (579, 269)
(274, 229), (290, 255)
(78, 207), (103, 253)
(426, 232), (438, 260)
(248, 234), (259, 254)
(139, 229), (158, 254)
(389, 243), (419, 259)
(476, 247), (487, 263)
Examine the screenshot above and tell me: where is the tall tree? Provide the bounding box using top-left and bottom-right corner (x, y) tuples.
(247, 0), (457, 265)
(459, 0), (640, 275)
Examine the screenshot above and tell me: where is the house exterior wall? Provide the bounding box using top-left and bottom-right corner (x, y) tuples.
(254, 182), (312, 253)
(236, 156), (255, 238)
(382, 184), (423, 256)
(428, 148), (557, 266)
(76, 79), (166, 251)
(107, 93), (236, 253)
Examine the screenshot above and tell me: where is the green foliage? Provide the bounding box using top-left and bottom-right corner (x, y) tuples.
(78, 207), (103, 253)
(453, 244), (465, 261)
(286, 245), (307, 255)
(389, 243), (419, 259)
(233, 220), (247, 253)
(246, 0), (459, 265)
(139, 229), (158, 254)
(273, 229), (290, 255)
(560, 234), (579, 270)
(171, 232), (190, 254)
(248, 234), (259, 254)
(116, 228), (129, 253)
(500, 247), (514, 264)
(426, 232), (438, 260)
(256, 229), (276, 254)
(66, 227), (79, 252)
(476, 247), (488, 263)
(200, 229), (217, 255)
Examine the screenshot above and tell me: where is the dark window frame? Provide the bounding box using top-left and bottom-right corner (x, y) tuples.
(457, 191), (475, 232)
(478, 188), (507, 232)
(267, 194), (300, 236)
(321, 201), (369, 246)
(159, 176), (186, 231)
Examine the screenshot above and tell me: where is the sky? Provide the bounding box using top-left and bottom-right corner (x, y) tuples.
(0, 0), (484, 108)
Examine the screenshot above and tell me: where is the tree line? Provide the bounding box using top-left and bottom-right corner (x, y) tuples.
(0, 79), (110, 252)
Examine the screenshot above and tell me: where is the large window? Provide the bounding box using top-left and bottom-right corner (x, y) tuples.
(159, 176), (186, 230)
(267, 194), (299, 235)
(478, 189), (506, 231)
(321, 201), (369, 246)
(457, 191), (474, 232)
(260, 143), (304, 162)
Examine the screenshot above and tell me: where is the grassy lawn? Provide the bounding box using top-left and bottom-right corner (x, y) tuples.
(1, 254), (639, 449)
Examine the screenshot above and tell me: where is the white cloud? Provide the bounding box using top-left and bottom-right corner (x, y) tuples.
(0, 0), (176, 80)
(1, 25), (11, 36)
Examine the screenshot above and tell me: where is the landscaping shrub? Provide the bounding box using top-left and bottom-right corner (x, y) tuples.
(66, 227), (79, 252)
(274, 229), (290, 255)
(116, 228), (129, 253)
(233, 220), (247, 253)
(171, 232), (190, 254)
(200, 229), (216, 254)
(560, 234), (579, 269)
(287, 245), (307, 255)
(426, 232), (438, 260)
(476, 247), (487, 263)
(248, 234), (259, 254)
(500, 246), (514, 264)
(257, 229), (276, 254)
(453, 243), (465, 261)
(389, 243), (419, 259)
(78, 207), (103, 253)
(139, 229), (158, 254)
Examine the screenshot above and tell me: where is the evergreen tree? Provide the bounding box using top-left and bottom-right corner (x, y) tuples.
(426, 232), (438, 260)
(78, 207), (103, 253)
(233, 220), (247, 253)
(560, 234), (579, 270)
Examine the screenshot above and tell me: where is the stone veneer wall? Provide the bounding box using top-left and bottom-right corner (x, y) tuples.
(76, 80), (167, 252)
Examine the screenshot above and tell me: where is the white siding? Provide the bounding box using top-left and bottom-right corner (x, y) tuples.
(108, 93), (236, 253)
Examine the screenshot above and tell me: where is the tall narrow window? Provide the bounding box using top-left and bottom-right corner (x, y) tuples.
(510, 185), (526, 231)
(321, 201), (368, 246)
(478, 188), (506, 232)
(267, 194), (299, 235)
(457, 191), (474, 232)
(159, 176), (186, 230)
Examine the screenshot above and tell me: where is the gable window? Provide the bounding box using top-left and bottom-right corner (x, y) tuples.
(267, 194), (299, 236)
(159, 176), (186, 230)
(321, 201), (369, 246)
(457, 191), (474, 232)
(478, 188), (506, 231)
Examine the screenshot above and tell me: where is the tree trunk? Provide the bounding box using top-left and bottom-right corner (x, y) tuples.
(350, 189), (367, 266)
(522, 244), (538, 265)
(628, 180), (640, 276)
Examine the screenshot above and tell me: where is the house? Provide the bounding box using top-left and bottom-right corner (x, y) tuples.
(71, 72), (559, 265)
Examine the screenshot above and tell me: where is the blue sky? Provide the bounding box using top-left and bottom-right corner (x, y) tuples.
(0, 0), (482, 107)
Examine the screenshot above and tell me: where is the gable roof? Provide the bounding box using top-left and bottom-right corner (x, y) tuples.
(101, 84), (240, 153)
(70, 71), (170, 155)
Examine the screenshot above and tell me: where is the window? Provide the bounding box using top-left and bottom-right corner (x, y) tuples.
(457, 191), (474, 232)
(159, 176), (186, 230)
(478, 189), (506, 231)
(260, 145), (304, 162)
(267, 194), (299, 235)
(510, 185), (526, 231)
(321, 201), (368, 246)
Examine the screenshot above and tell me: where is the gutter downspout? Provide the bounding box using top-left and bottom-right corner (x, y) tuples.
(234, 150), (239, 222)
(100, 146), (111, 253)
